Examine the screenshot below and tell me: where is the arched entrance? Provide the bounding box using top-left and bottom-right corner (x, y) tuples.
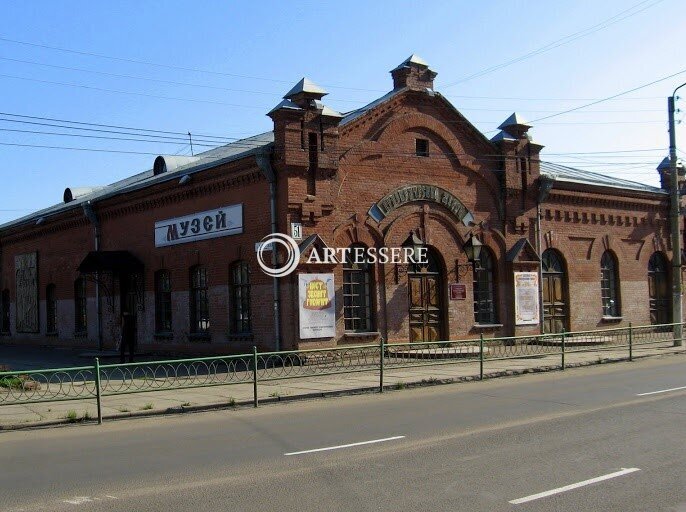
(542, 249), (568, 333)
(408, 248), (445, 342)
(648, 252), (671, 324)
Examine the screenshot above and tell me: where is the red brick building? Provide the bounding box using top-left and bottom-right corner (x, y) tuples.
(0, 55), (680, 354)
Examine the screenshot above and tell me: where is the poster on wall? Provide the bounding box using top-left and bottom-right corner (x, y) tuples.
(15, 252), (39, 333)
(298, 273), (335, 339)
(514, 271), (540, 326)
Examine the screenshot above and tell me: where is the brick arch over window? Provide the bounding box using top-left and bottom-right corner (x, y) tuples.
(383, 209), (466, 252)
(339, 111), (501, 212)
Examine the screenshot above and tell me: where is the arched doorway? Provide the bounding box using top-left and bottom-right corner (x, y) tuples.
(648, 252), (671, 324)
(408, 248), (445, 342)
(542, 249), (568, 333)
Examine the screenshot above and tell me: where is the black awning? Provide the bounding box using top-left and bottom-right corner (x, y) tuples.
(78, 251), (144, 274)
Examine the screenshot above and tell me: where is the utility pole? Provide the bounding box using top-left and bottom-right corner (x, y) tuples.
(668, 82), (686, 346)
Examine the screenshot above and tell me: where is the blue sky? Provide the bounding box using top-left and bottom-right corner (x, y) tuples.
(0, 0), (684, 223)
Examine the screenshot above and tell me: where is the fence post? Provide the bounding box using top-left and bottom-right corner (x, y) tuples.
(379, 336), (385, 393)
(94, 357), (102, 425)
(561, 329), (566, 370)
(252, 346), (259, 408)
(479, 333), (484, 380)
(629, 322), (633, 362)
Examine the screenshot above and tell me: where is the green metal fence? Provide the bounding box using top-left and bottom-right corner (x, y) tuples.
(0, 321), (682, 424)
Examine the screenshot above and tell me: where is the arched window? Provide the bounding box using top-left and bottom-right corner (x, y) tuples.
(541, 249), (568, 333)
(0, 289), (10, 334)
(343, 245), (373, 332)
(230, 261), (251, 334)
(473, 248), (497, 324)
(600, 251), (620, 317)
(648, 252), (671, 324)
(74, 278), (87, 333)
(189, 266), (209, 334)
(46, 284), (57, 333)
(154, 270), (172, 333)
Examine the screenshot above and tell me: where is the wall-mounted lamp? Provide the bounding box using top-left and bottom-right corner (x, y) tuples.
(35, 217), (45, 226)
(178, 174), (192, 185)
(456, 233), (483, 279)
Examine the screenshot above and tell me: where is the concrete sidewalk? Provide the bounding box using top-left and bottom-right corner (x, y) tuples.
(0, 342), (683, 429)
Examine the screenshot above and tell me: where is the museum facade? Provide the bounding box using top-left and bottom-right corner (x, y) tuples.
(0, 55), (681, 354)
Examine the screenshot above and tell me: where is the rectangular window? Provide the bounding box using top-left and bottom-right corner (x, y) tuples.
(155, 271), (172, 333)
(231, 261), (251, 334)
(307, 132), (318, 195)
(416, 138), (429, 157)
(473, 251), (497, 324)
(46, 284), (57, 333)
(74, 278), (87, 333)
(601, 252), (620, 317)
(190, 266), (209, 334)
(1, 289), (10, 333)
(343, 265), (373, 332)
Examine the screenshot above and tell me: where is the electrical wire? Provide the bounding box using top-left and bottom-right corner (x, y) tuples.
(443, 0), (664, 87)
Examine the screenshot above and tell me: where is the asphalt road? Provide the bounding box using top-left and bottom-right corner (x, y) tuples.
(2, 357), (686, 511)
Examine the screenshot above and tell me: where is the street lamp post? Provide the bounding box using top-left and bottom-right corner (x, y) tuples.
(668, 82), (686, 346)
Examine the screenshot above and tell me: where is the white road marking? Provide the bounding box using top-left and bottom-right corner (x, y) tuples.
(509, 468), (640, 505)
(637, 385), (686, 396)
(62, 497), (94, 505)
(105, 495), (118, 499)
(284, 435), (405, 456)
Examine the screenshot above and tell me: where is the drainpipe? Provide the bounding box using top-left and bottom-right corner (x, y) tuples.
(82, 201), (103, 351)
(537, 176), (554, 335)
(256, 151), (282, 351)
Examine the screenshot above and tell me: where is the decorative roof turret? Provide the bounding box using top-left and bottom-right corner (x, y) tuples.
(282, 77), (328, 108)
(390, 54), (437, 90)
(497, 112), (532, 139)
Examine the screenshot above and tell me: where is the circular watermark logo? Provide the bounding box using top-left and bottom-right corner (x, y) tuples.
(257, 233), (300, 277)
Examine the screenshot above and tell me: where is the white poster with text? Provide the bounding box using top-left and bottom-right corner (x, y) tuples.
(514, 271), (540, 326)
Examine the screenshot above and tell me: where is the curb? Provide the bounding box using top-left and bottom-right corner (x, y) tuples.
(1, 349), (683, 431)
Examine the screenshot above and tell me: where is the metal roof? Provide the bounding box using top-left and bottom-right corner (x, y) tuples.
(490, 130), (517, 142)
(540, 161), (664, 194)
(0, 131), (275, 233)
(340, 88), (405, 125)
(267, 99), (303, 115)
(391, 54), (430, 72)
(498, 112), (531, 131)
(283, 78), (328, 99)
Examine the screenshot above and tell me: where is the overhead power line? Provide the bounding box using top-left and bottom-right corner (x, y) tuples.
(530, 68), (686, 123)
(443, 0), (664, 87)
(0, 111), (244, 141)
(0, 36), (384, 93)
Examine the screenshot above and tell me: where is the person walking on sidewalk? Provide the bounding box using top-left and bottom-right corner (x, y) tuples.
(120, 312), (136, 363)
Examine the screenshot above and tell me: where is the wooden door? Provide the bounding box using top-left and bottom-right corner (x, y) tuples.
(408, 273), (443, 342)
(542, 250), (568, 334)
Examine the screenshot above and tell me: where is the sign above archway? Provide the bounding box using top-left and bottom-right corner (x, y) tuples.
(368, 184), (474, 226)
